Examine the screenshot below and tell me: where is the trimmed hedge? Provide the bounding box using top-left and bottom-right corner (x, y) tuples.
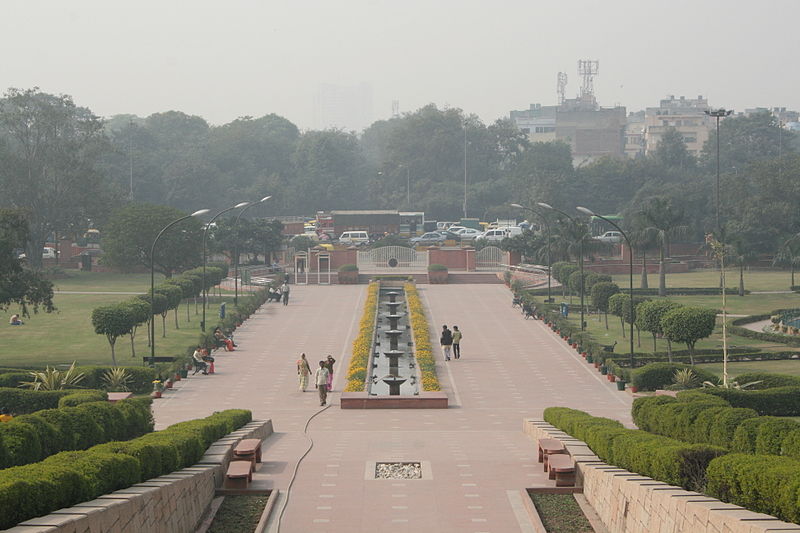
(603, 349), (794, 369)
(544, 407), (725, 491)
(58, 390), (108, 408)
(706, 453), (800, 524)
(0, 398), (153, 468)
(698, 386), (800, 416)
(0, 388), (76, 415)
(631, 362), (720, 391)
(0, 408), (251, 530)
(0, 366), (156, 396)
(528, 286), (744, 296)
(732, 372), (800, 390)
(0, 372), (32, 388)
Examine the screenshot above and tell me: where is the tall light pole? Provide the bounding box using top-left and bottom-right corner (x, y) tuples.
(463, 122), (468, 218)
(234, 196), (272, 305)
(511, 203), (552, 303)
(150, 209), (209, 366)
(538, 202), (587, 331)
(202, 202), (251, 332)
(705, 107), (733, 386)
(578, 207), (634, 368)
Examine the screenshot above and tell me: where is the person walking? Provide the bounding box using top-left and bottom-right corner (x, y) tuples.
(324, 355), (336, 391)
(440, 325), (453, 361)
(281, 281), (290, 306)
(452, 325), (463, 359)
(297, 353), (311, 391)
(315, 361), (330, 406)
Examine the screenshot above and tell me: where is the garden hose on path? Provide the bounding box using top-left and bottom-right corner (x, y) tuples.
(274, 403), (331, 533)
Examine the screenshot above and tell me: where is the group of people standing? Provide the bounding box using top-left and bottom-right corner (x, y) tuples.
(439, 325), (463, 361)
(268, 282), (291, 305)
(297, 353), (336, 406)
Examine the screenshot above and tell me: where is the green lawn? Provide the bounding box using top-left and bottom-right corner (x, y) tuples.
(52, 271), (163, 293)
(611, 268), (796, 292)
(695, 359), (800, 377)
(1, 270), (232, 368)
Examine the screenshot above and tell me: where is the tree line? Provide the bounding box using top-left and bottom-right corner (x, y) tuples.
(1, 87), (798, 270)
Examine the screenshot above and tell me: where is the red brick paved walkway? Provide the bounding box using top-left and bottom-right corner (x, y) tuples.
(153, 284), (631, 532)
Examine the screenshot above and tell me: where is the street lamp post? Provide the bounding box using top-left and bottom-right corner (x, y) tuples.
(150, 209), (210, 366)
(578, 207), (634, 368)
(510, 203), (552, 303)
(705, 108), (733, 387)
(538, 202), (587, 331)
(202, 202), (251, 332)
(234, 196), (272, 305)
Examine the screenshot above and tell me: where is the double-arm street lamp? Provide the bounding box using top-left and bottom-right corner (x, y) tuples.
(577, 207), (635, 368)
(202, 202), (251, 332)
(234, 196), (272, 305)
(150, 209), (210, 365)
(538, 202), (587, 331)
(510, 203), (552, 303)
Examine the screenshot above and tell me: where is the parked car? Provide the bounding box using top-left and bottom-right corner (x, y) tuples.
(453, 227), (482, 241)
(596, 231), (623, 243)
(410, 232), (446, 246)
(479, 228), (511, 242)
(338, 231), (370, 246)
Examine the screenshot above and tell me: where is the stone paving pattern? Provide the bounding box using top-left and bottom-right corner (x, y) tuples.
(154, 284), (632, 532)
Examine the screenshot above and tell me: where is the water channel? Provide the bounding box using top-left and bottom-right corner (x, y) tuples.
(367, 285), (420, 396)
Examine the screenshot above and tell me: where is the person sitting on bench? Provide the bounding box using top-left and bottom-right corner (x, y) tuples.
(213, 328), (235, 351)
(192, 346), (209, 374)
(9, 314), (23, 326)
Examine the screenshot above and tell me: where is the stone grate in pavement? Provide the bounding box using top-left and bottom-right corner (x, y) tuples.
(153, 284), (631, 532)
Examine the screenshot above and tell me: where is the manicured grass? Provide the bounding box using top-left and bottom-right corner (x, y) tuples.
(207, 494), (269, 533)
(529, 492), (594, 533)
(610, 268), (795, 292)
(52, 270), (164, 293)
(0, 291), (232, 368)
(669, 293), (800, 316)
(696, 359), (800, 378)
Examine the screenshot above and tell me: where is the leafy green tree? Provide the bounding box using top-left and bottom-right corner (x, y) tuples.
(501, 230), (546, 263)
(164, 277), (195, 323)
(637, 197), (688, 296)
(724, 231), (759, 296)
(702, 111), (795, 173)
(635, 300), (683, 359)
(91, 304), (133, 365)
(590, 281), (620, 329)
(136, 292), (168, 346)
(155, 283), (183, 334)
(660, 307), (718, 364)
(0, 88), (113, 267)
(290, 235), (315, 253)
(653, 127), (695, 170)
(121, 298), (150, 358)
(0, 209), (54, 315)
(773, 237), (800, 288)
(552, 262), (578, 298)
(102, 204), (204, 277)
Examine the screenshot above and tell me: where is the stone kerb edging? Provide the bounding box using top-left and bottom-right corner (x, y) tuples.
(522, 419), (800, 533)
(9, 420), (273, 533)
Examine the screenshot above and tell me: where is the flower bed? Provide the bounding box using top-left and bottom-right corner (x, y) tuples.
(344, 282), (379, 392)
(404, 282), (441, 391)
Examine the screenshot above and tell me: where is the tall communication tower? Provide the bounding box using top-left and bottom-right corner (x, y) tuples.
(556, 72), (568, 105)
(391, 99), (400, 118)
(577, 59), (599, 100)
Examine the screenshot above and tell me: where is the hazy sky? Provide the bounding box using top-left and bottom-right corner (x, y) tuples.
(4, 0), (799, 129)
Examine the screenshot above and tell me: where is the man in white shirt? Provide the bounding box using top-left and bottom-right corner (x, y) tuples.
(314, 360), (330, 406)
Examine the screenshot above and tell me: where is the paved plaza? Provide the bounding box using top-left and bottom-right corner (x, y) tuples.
(154, 284), (632, 532)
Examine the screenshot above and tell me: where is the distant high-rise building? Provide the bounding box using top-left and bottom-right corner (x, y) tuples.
(643, 95), (712, 157)
(312, 83), (373, 131)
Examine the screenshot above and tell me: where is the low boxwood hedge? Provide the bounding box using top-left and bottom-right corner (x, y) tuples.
(630, 362), (720, 391)
(706, 453), (800, 524)
(544, 407), (725, 491)
(0, 388), (76, 415)
(732, 372), (800, 390)
(0, 408), (251, 530)
(58, 390), (108, 408)
(0, 398), (153, 469)
(603, 350), (795, 369)
(698, 386), (800, 416)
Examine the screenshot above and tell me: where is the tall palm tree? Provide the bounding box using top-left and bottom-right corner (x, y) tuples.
(629, 225), (659, 289)
(638, 198), (688, 297)
(774, 237), (800, 289)
(727, 235), (758, 296)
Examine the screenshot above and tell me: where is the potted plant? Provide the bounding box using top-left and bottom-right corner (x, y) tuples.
(616, 380), (626, 391)
(428, 264), (449, 284)
(608, 373), (616, 382)
(164, 378), (173, 389)
(600, 365), (607, 375)
(337, 264), (359, 284)
(151, 380), (164, 398)
(586, 354), (594, 363)
(629, 384), (639, 393)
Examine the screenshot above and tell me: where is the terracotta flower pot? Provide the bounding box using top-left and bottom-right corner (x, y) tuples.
(151, 390), (162, 399)
(608, 374), (616, 382)
(165, 380), (173, 389)
(630, 385), (639, 393)
(174, 373), (181, 382)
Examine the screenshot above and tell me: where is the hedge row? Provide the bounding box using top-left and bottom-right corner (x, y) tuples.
(732, 372), (800, 390)
(632, 395), (760, 448)
(630, 362), (720, 391)
(344, 282), (379, 392)
(527, 286), (744, 296)
(405, 282), (441, 391)
(0, 366), (156, 396)
(543, 407), (725, 491)
(604, 350), (795, 369)
(0, 388), (76, 415)
(698, 386), (800, 416)
(0, 398), (153, 469)
(0, 408), (251, 530)
(706, 453), (800, 524)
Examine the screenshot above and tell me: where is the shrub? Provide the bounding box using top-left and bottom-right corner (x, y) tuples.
(337, 263), (358, 272)
(631, 362), (719, 391)
(344, 282), (378, 392)
(427, 263), (448, 272)
(699, 386), (800, 416)
(660, 307), (718, 362)
(782, 429), (800, 459)
(0, 372), (32, 388)
(732, 372), (800, 390)
(405, 282), (440, 391)
(706, 453), (800, 524)
(0, 388), (72, 415)
(732, 417), (774, 453)
(0, 408), (250, 530)
(754, 418), (800, 455)
(58, 390), (108, 408)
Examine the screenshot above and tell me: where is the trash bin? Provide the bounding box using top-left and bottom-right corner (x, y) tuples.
(80, 253), (92, 271)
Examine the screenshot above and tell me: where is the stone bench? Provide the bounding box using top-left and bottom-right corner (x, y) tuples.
(548, 454), (576, 486)
(224, 460), (253, 489)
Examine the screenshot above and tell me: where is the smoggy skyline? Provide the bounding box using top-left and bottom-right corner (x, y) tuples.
(3, 0), (798, 129)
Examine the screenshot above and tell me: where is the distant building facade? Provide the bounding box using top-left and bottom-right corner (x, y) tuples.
(643, 95), (712, 157)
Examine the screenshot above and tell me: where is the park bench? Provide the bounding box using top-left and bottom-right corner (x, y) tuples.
(512, 296), (522, 308)
(233, 438), (263, 470)
(537, 438), (566, 472)
(601, 341), (617, 352)
(107, 392), (132, 403)
(547, 454), (576, 486)
(224, 460), (253, 489)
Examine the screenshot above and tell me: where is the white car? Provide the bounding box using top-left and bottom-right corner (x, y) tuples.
(338, 231), (370, 246)
(596, 231), (623, 243)
(479, 228), (511, 242)
(453, 227), (482, 240)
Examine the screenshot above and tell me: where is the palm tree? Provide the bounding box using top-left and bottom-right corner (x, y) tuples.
(727, 235), (757, 296)
(629, 225), (659, 289)
(774, 236), (800, 289)
(638, 198), (688, 297)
